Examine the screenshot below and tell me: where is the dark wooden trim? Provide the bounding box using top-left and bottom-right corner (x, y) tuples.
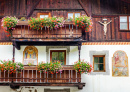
(0, 83), (85, 89)
(77, 0), (90, 16)
(0, 15), (26, 19)
(27, 0), (41, 18)
(92, 14), (119, 18)
(50, 50), (66, 65)
(78, 43), (81, 61)
(44, 89), (70, 92)
(121, 0), (130, 3)
(12, 43), (15, 63)
(34, 8), (84, 11)
(13, 41), (20, 50)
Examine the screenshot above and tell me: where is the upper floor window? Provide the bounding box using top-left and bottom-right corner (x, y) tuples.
(68, 12), (81, 19)
(37, 12), (51, 18)
(119, 16), (130, 30)
(50, 50), (66, 65)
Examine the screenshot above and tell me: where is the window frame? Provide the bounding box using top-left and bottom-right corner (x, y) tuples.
(93, 55), (105, 72)
(37, 12), (51, 18)
(50, 50), (66, 65)
(119, 16), (130, 31)
(67, 12), (81, 20)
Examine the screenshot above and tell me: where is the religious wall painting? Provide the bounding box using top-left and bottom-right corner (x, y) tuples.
(112, 50), (128, 77)
(23, 46), (38, 65)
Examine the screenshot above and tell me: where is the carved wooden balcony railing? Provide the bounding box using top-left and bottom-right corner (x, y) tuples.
(0, 65), (85, 89)
(11, 21), (86, 41)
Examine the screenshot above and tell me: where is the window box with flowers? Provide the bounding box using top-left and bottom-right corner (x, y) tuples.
(0, 60), (24, 74)
(37, 61), (62, 74)
(73, 60), (93, 74)
(74, 15), (93, 32)
(28, 16), (65, 30)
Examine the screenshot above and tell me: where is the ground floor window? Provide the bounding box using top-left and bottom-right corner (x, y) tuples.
(50, 50), (66, 65)
(93, 55), (105, 72)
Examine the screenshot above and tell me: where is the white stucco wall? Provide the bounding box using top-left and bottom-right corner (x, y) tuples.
(0, 45), (130, 92)
(80, 45), (130, 92)
(0, 45), (13, 61)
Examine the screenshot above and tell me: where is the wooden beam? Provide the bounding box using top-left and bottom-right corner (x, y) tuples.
(5, 83), (85, 89)
(77, 0), (90, 16)
(121, 0), (130, 3)
(34, 8), (84, 11)
(92, 14), (119, 18)
(0, 15), (26, 19)
(13, 41), (20, 50)
(27, 0), (41, 18)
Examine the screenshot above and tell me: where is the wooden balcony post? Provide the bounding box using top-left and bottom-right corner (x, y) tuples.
(0, 70), (1, 82)
(78, 43), (81, 61)
(12, 42), (15, 63)
(40, 71), (41, 83)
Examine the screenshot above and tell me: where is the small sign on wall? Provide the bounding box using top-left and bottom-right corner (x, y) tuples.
(112, 50), (129, 77)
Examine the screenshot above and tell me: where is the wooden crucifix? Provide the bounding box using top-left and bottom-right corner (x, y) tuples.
(98, 20), (112, 35)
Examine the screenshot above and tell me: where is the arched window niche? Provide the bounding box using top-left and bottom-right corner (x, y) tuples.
(23, 46), (38, 65)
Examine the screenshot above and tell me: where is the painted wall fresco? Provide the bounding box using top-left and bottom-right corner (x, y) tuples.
(23, 46), (38, 65)
(112, 50), (128, 77)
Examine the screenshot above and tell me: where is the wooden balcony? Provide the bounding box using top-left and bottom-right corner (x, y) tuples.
(0, 65), (85, 89)
(11, 21), (87, 49)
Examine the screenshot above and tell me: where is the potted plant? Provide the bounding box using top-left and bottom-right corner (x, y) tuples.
(1, 16), (18, 37)
(27, 62), (34, 67)
(19, 17), (26, 21)
(73, 60), (93, 74)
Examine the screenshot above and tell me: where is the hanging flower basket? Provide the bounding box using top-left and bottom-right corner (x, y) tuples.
(1, 16), (18, 37)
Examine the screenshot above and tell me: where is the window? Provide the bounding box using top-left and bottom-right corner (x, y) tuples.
(37, 12), (51, 18)
(119, 16), (130, 30)
(23, 46), (38, 65)
(50, 50), (66, 65)
(67, 12), (81, 19)
(93, 55), (105, 72)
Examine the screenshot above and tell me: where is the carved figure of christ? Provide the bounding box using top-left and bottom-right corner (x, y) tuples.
(98, 20), (112, 35)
